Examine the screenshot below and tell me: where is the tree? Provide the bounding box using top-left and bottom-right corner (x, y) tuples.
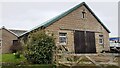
(24, 30), (55, 64)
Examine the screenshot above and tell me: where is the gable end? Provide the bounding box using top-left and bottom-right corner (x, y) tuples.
(19, 2), (110, 38)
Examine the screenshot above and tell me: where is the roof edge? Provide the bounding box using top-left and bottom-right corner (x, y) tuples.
(19, 2), (110, 38)
(1, 27), (19, 37)
(83, 3), (110, 33)
(19, 2), (86, 38)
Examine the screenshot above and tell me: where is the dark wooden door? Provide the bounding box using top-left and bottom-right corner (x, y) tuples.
(86, 31), (96, 53)
(74, 31), (86, 54)
(74, 31), (96, 54)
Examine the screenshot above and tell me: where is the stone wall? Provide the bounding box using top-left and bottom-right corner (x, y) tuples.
(1, 28), (18, 53)
(20, 4), (110, 53)
(45, 5), (110, 53)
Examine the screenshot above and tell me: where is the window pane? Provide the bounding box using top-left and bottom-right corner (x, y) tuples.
(59, 33), (66, 36)
(99, 35), (103, 44)
(59, 37), (66, 43)
(99, 35), (103, 37)
(99, 39), (103, 43)
(59, 33), (67, 45)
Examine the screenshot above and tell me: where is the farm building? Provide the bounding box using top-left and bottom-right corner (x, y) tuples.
(0, 26), (27, 54)
(19, 2), (110, 54)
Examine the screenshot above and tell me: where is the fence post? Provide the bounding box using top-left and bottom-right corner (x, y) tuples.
(118, 56), (120, 68)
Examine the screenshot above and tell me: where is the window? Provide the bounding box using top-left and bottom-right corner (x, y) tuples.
(59, 33), (67, 45)
(82, 9), (86, 18)
(99, 35), (103, 44)
(0, 39), (1, 46)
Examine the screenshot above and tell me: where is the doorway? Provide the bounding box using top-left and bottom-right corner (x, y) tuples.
(74, 30), (96, 54)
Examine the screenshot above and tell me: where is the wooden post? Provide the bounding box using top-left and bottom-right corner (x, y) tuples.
(118, 56), (120, 68)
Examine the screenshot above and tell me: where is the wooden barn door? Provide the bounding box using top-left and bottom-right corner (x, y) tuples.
(74, 31), (96, 54)
(74, 31), (86, 53)
(86, 31), (96, 53)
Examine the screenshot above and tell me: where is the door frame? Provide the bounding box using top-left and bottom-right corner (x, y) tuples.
(74, 30), (96, 54)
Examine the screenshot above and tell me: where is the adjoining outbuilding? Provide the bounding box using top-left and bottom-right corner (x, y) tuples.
(0, 26), (27, 54)
(19, 2), (110, 54)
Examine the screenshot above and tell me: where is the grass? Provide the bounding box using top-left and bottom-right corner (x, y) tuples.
(0, 54), (26, 63)
(0, 54), (2, 62)
(0, 54), (56, 68)
(2, 64), (56, 68)
(0, 54), (119, 68)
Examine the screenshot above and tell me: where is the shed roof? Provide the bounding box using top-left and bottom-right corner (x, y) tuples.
(19, 2), (110, 37)
(9, 29), (27, 36)
(1, 26), (27, 37)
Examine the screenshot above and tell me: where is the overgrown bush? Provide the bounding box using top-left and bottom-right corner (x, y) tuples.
(24, 30), (55, 64)
(14, 52), (20, 58)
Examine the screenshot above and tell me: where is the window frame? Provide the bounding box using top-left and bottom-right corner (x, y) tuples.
(82, 11), (85, 18)
(81, 9), (86, 19)
(99, 35), (104, 44)
(59, 33), (67, 45)
(0, 39), (2, 47)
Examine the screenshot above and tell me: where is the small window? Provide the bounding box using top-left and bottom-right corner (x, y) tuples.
(82, 9), (86, 18)
(99, 35), (103, 44)
(0, 40), (1, 46)
(59, 33), (67, 45)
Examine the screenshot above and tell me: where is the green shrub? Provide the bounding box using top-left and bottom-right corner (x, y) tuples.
(14, 52), (20, 58)
(24, 30), (55, 64)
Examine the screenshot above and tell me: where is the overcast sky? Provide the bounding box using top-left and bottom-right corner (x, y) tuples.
(0, 0), (119, 37)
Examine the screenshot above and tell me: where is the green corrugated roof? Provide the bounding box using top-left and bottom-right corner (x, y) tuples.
(19, 2), (110, 37)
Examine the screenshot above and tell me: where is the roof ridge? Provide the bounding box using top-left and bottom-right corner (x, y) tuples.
(2, 27), (19, 37)
(19, 2), (85, 37)
(9, 29), (27, 32)
(19, 2), (110, 37)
